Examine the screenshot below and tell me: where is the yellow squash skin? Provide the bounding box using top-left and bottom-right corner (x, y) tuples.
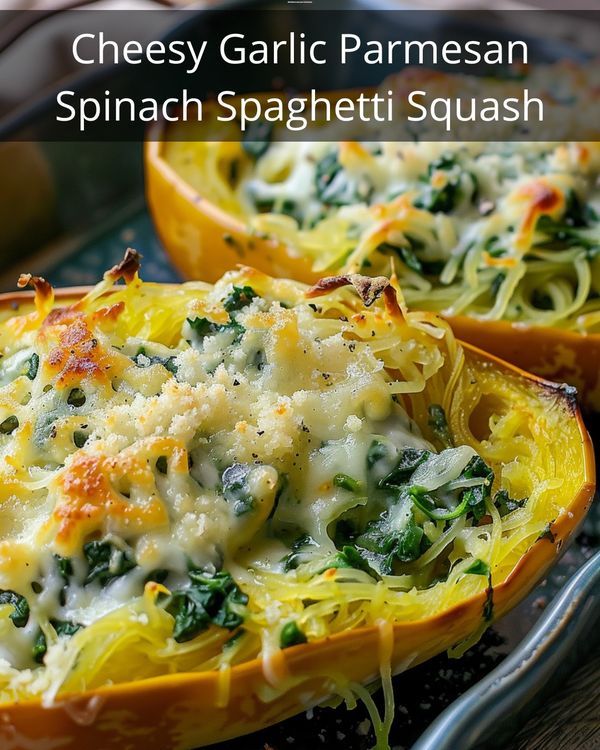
(0, 284), (594, 750)
(146, 136), (319, 285)
(145, 130), (600, 410)
(449, 316), (600, 413)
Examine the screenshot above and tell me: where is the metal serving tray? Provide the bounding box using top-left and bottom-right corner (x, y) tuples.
(0, 3), (598, 748)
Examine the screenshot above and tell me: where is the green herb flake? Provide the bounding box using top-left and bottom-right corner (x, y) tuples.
(333, 473), (361, 493)
(0, 416), (19, 435)
(25, 353), (40, 381)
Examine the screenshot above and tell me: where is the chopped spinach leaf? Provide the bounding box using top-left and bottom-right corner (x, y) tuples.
(55, 554), (73, 582)
(377, 242), (423, 274)
(356, 515), (425, 574)
(415, 180), (460, 214)
(428, 154), (457, 174)
(463, 456), (493, 482)
(54, 554), (73, 606)
(0, 590), (29, 627)
(379, 448), (430, 487)
(315, 152), (372, 206)
(161, 570), (248, 643)
(73, 430), (88, 449)
(428, 404), (454, 448)
(279, 199), (304, 225)
(187, 317), (245, 344)
(242, 120), (273, 160)
(332, 519), (356, 550)
(25, 353), (40, 380)
(563, 189), (598, 227)
(133, 348), (178, 375)
(0, 416), (19, 435)
(222, 464), (256, 516)
(367, 440), (390, 470)
(485, 235), (506, 258)
(461, 484), (487, 522)
(223, 285), (258, 314)
(146, 568), (169, 585)
(409, 486), (471, 522)
(32, 631), (46, 664)
(491, 272), (506, 298)
(67, 388), (86, 408)
(83, 541), (136, 586)
(494, 489), (526, 517)
(280, 621), (308, 649)
(223, 629), (246, 651)
(281, 534), (316, 572)
(321, 545), (381, 580)
(33, 620), (82, 664)
(421, 259), (447, 276)
(535, 191), (599, 252)
(464, 559), (490, 576)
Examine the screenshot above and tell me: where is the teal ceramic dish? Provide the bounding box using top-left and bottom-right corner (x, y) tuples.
(414, 549), (600, 750)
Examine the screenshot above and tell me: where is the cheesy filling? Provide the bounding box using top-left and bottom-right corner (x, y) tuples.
(164, 68), (600, 330)
(0, 257), (574, 705)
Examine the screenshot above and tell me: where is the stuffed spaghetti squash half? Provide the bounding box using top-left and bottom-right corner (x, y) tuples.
(0, 250), (593, 750)
(146, 65), (600, 407)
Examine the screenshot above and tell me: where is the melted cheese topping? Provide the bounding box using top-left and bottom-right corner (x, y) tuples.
(0, 260), (582, 707)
